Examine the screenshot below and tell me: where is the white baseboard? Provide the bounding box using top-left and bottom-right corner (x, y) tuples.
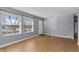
(44, 33), (74, 39)
(0, 34), (39, 48)
(77, 42), (79, 47)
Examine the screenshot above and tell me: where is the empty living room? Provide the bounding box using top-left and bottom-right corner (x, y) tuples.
(0, 7), (79, 52)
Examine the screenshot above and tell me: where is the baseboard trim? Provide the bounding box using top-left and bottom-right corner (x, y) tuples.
(77, 42), (79, 47)
(0, 34), (39, 48)
(44, 33), (74, 39)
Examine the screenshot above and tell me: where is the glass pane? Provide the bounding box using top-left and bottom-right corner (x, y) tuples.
(23, 17), (33, 33)
(1, 13), (21, 36)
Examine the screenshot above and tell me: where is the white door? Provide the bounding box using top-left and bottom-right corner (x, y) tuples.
(39, 20), (43, 34)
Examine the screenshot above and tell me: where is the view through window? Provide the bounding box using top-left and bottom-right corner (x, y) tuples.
(0, 13), (21, 36)
(23, 17), (34, 33)
(0, 11), (34, 36)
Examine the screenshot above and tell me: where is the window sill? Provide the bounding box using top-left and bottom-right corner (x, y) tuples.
(0, 31), (34, 38)
(0, 33), (21, 38)
(23, 31), (34, 34)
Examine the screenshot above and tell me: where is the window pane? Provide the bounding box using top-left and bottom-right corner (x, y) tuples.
(0, 12), (21, 36)
(23, 17), (34, 33)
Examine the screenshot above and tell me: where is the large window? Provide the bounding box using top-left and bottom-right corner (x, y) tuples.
(23, 17), (34, 33)
(0, 11), (34, 36)
(0, 12), (21, 36)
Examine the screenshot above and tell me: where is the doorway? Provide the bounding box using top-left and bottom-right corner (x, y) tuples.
(74, 14), (78, 42)
(38, 19), (43, 35)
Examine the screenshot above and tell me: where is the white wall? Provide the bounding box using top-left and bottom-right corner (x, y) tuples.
(44, 15), (74, 39)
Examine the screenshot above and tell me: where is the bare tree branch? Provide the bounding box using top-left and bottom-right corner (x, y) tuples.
(15, 17), (18, 24)
(9, 16), (12, 24)
(3, 17), (9, 24)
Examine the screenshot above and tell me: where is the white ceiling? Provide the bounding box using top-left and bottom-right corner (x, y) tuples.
(12, 7), (79, 18)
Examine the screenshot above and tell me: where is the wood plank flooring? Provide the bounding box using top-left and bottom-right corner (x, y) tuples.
(0, 35), (79, 52)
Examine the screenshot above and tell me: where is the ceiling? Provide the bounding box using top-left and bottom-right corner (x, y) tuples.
(12, 7), (79, 18)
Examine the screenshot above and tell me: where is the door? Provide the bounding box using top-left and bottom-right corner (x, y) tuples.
(38, 19), (43, 34)
(74, 15), (78, 41)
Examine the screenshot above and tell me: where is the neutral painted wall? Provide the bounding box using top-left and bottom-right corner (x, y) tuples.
(0, 8), (43, 46)
(44, 15), (74, 39)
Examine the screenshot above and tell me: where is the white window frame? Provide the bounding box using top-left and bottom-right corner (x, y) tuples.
(0, 11), (34, 37)
(0, 11), (22, 36)
(23, 17), (34, 33)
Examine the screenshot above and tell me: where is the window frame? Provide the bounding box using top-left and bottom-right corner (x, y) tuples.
(0, 11), (21, 36)
(0, 10), (34, 37)
(23, 16), (34, 33)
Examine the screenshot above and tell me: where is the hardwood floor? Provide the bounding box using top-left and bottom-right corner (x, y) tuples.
(0, 35), (79, 52)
